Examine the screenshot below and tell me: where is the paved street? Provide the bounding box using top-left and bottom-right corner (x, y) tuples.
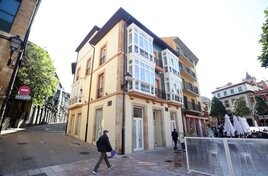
(0, 123), (201, 176)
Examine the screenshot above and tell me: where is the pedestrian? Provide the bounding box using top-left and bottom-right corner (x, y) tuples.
(207, 124), (214, 138)
(92, 130), (114, 175)
(171, 129), (178, 150)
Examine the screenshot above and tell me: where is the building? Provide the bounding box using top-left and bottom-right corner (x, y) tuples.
(162, 37), (207, 137)
(0, 0), (41, 130)
(211, 73), (262, 126)
(67, 8), (203, 154)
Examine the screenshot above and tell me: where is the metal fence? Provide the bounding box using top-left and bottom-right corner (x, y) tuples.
(185, 137), (268, 176)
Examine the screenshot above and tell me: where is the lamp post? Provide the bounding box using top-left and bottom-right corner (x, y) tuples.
(0, 35), (23, 133)
(121, 72), (132, 154)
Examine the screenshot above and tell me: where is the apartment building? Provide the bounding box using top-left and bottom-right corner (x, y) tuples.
(211, 73), (262, 126)
(0, 0), (41, 112)
(162, 37), (206, 137)
(68, 8), (187, 154)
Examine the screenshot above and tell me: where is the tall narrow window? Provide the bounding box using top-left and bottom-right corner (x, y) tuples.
(86, 58), (91, 75)
(76, 67), (80, 81)
(97, 73), (104, 98)
(100, 45), (106, 65)
(0, 0), (21, 32)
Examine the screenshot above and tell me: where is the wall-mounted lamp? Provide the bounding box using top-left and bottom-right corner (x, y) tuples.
(121, 72), (132, 89)
(7, 35), (22, 66)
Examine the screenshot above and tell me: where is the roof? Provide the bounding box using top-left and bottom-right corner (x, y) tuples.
(75, 25), (100, 52)
(88, 7), (178, 56)
(211, 81), (256, 93)
(174, 37), (199, 64)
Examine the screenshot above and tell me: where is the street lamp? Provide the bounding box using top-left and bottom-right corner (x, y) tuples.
(122, 72), (132, 89)
(0, 35), (23, 133)
(7, 35), (23, 66)
(121, 72), (132, 154)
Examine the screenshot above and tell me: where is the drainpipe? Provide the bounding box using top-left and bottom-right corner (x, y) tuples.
(122, 16), (131, 154)
(85, 43), (95, 142)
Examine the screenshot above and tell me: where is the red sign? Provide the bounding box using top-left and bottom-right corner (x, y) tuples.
(18, 86), (30, 95)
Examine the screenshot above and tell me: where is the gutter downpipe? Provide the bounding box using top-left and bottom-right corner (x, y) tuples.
(85, 43), (95, 142)
(0, 0), (42, 133)
(122, 16), (131, 154)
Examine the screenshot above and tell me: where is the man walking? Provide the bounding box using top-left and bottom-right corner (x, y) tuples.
(92, 130), (114, 175)
(171, 129), (178, 150)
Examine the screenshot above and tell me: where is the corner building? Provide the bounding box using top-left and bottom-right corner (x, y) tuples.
(68, 8), (185, 154)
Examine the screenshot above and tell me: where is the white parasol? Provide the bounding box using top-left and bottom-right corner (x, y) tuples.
(224, 114), (235, 136)
(233, 115), (244, 135)
(240, 116), (251, 133)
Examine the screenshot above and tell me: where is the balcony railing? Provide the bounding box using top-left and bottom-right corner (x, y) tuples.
(69, 95), (84, 105)
(97, 88), (103, 98)
(184, 100), (201, 112)
(155, 88), (166, 99)
(183, 82), (199, 95)
(179, 63), (196, 79)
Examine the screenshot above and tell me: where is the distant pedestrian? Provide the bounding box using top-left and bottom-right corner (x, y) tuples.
(207, 124), (214, 138)
(92, 130), (114, 175)
(171, 129), (178, 150)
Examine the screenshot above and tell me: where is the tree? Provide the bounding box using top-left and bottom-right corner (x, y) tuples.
(255, 95), (268, 126)
(13, 42), (59, 105)
(258, 9), (268, 68)
(255, 95), (268, 115)
(210, 96), (226, 125)
(232, 98), (251, 117)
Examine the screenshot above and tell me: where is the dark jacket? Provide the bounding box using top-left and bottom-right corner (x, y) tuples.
(172, 131), (178, 141)
(96, 134), (113, 153)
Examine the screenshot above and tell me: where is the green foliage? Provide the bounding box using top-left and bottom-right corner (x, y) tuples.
(233, 98), (251, 116)
(255, 95), (268, 115)
(14, 42), (59, 105)
(210, 96), (226, 123)
(258, 9), (268, 68)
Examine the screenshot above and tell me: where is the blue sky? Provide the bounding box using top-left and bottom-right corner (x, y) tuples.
(29, 0), (268, 98)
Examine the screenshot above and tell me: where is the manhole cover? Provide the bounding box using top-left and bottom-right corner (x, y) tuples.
(17, 142), (28, 145)
(164, 160), (173, 163)
(79, 152), (89, 155)
(70, 142), (80, 145)
(32, 173), (47, 176)
(122, 156), (129, 158)
(22, 157), (32, 161)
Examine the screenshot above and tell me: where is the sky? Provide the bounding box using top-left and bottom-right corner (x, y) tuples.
(29, 0), (268, 99)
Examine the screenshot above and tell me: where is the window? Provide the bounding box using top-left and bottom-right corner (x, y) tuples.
(217, 93), (221, 97)
(238, 87), (242, 92)
(131, 58), (155, 94)
(0, 0), (21, 32)
(223, 91), (227, 96)
(153, 51), (159, 66)
(161, 49), (179, 76)
(224, 100), (230, 108)
(86, 58), (91, 75)
(230, 89), (234, 94)
(100, 45), (106, 65)
(97, 73), (104, 98)
(76, 67), (80, 81)
(127, 24), (153, 62)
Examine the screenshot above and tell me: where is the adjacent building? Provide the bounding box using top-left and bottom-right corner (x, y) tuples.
(67, 8), (203, 154)
(0, 0), (41, 127)
(211, 73), (262, 126)
(162, 37), (207, 137)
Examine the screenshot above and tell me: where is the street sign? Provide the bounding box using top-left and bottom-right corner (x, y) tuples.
(18, 85), (30, 95)
(15, 94), (31, 100)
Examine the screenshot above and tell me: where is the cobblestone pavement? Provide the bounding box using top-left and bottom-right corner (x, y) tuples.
(0, 123), (203, 176)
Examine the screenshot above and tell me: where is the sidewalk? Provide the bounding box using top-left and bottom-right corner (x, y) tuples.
(3, 148), (199, 176)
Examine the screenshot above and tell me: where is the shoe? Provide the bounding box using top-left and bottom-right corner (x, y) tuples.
(92, 170), (99, 175)
(108, 165), (114, 170)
